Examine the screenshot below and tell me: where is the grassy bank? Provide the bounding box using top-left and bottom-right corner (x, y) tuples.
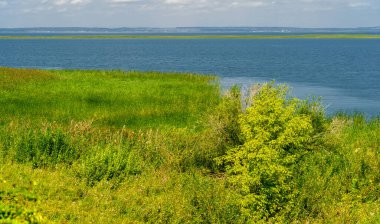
(1, 34), (380, 39)
(1, 68), (379, 223)
(0, 67), (218, 129)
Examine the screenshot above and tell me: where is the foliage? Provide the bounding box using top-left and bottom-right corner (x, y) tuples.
(0, 189), (44, 224)
(14, 129), (77, 168)
(209, 85), (243, 154)
(294, 114), (380, 222)
(0, 205), (43, 224)
(185, 85), (244, 172)
(218, 83), (321, 222)
(77, 144), (144, 187)
(1, 67), (380, 223)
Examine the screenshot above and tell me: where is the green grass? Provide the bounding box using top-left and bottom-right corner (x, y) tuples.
(1, 34), (380, 39)
(0, 67), (230, 223)
(294, 114), (380, 223)
(1, 67), (380, 223)
(0, 67), (218, 129)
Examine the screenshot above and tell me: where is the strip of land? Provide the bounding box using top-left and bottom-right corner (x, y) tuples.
(1, 34), (380, 39)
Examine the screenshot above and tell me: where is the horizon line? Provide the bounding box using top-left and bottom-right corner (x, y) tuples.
(1, 26), (380, 29)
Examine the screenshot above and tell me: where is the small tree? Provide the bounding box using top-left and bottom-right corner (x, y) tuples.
(218, 83), (315, 222)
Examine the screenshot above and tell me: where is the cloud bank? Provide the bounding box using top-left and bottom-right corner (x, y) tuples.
(0, 0), (378, 27)
(3, 0), (376, 11)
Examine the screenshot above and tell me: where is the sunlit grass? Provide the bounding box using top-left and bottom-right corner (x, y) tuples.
(1, 67), (380, 223)
(0, 67), (219, 129)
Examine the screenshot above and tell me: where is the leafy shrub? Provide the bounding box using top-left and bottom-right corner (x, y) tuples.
(182, 173), (241, 223)
(117, 171), (241, 224)
(0, 204), (44, 224)
(218, 83), (319, 222)
(0, 190), (44, 224)
(297, 96), (328, 136)
(210, 85), (243, 150)
(78, 144), (144, 186)
(294, 115), (380, 221)
(15, 129), (77, 168)
(187, 85), (243, 172)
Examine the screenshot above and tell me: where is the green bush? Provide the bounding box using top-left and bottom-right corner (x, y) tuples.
(210, 85), (243, 150)
(116, 171), (241, 223)
(218, 83), (321, 222)
(294, 115), (380, 222)
(183, 85), (243, 172)
(77, 144), (144, 186)
(0, 204), (44, 224)
(15, 129), (77, 168)
(0, 190), (43, 224)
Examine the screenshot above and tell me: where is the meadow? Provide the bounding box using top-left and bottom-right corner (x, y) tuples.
(1, 67), (380, 223)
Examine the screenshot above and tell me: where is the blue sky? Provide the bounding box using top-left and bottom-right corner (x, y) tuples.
(0, 0), (379, 28)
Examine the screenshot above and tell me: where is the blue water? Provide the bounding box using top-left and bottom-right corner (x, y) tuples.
(0, 38), (379, 116)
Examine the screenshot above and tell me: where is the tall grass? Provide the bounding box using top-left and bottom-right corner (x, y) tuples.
(294, 114), (380, 222)
(1, 67), (380, 223)
(0, 67), (219, 129)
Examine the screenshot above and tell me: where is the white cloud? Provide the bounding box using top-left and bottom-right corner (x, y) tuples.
(348, 2), (370, 8)
(54, 0), (67, 6)
(110, 0), (142, 3)
(230, 1), (265, 8)
(159, 0), (267, 11)
(163, 0), (188, 5)
(2, 0), (379, 27)
(54, 0), (91, 6)
(71, 0), (89, 5)
(13, 0), (374, 13)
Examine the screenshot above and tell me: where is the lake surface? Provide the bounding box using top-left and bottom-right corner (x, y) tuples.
(0, 38), (379, 116)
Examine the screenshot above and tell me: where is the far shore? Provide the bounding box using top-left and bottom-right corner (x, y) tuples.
(1, 34), (380, 39)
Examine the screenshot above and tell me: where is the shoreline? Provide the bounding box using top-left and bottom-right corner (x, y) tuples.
(1, 34), (380, 39)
